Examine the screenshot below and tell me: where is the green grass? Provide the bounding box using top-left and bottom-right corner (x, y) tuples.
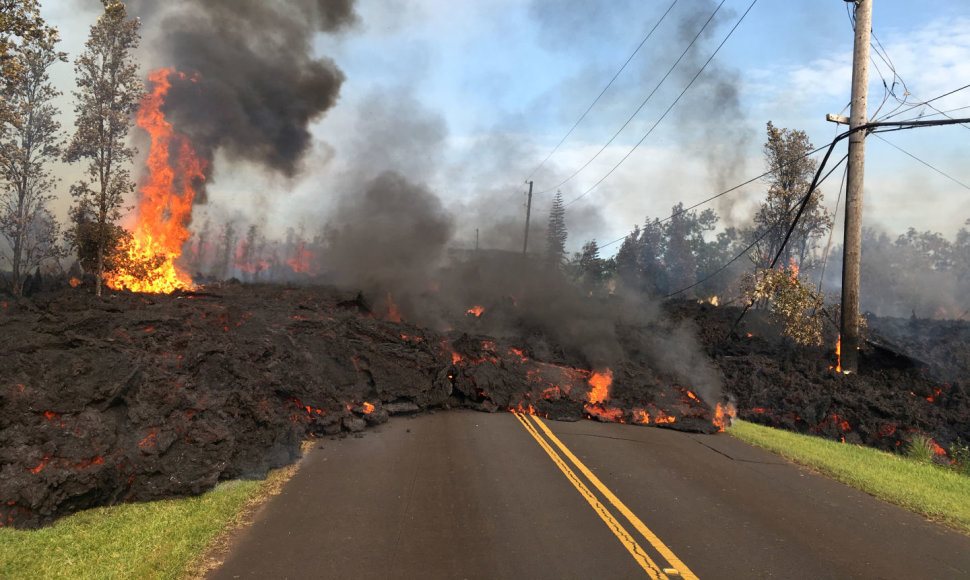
(0, 464), (299, 580)
(728, 419), (970, 534)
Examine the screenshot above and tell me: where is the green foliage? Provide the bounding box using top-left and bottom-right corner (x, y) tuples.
(64, 1), (142, 296)
(906, 434), (936, 464)
(614, 203), (737, 298)
(947, 439), (970, 476)
(545, 190), (567, 267)
(752, 121), (831, 270)
(741, 262), (828, 346)
(728, 420), (970, 534)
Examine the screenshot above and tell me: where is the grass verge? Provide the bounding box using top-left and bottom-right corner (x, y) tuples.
(0, 450), (305, 580)
(727, 419), (970, 535)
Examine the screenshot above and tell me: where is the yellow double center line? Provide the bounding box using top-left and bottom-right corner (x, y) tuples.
(513, 412), (699, 580)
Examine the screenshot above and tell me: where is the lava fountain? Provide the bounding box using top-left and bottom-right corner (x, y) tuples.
(106, 68), (207, 293)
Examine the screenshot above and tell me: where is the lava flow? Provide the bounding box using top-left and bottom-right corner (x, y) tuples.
(106, 68), (207, 293)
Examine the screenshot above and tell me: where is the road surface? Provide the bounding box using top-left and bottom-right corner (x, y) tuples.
(210, 410), (970, 579)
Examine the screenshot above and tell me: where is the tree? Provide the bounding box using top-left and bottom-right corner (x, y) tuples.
(545, 190), (567, 268)
(752, 121), (832, 270)
(0, 28), (66, 295)
(0, 0), (46, 125)
(576, 239), (605, 293)
(64, 1), (141, 296)
(217, 220), (236, 280)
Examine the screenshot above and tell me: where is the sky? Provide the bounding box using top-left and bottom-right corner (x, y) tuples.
(38, 0), (970, 257)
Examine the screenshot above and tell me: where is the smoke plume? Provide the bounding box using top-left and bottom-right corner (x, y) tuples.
(131, 0), (356, 177)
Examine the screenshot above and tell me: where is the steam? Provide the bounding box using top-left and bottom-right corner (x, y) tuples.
(130, 0), (357, 177)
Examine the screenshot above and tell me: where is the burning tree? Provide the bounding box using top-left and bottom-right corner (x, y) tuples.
(0, 28), (67, 295)
(64, 1), (142, 296)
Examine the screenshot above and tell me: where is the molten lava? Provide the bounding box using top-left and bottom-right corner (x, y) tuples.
(587, 369), (613, 404)
(106, 68), (206, 294)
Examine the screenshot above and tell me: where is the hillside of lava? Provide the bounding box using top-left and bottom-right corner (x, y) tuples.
(2, 283), (968, 528)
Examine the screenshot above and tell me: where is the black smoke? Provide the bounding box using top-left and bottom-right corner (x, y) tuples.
(130, 0), (357, 176)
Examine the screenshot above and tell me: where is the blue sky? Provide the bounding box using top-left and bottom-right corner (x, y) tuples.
(41, 0), (970, 255)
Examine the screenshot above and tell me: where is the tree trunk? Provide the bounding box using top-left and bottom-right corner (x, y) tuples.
(96, 241), (104, 297)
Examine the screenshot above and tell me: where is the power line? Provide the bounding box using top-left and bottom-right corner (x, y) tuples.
(665, 152), (848, 299)
(873, 133), (970, 191)
(597, 141), (831, 252)
(565, 0), (759, 206)
(536, 0), (728, 195)
(598, 117), (970, 254)
(523, 0), (681, 183)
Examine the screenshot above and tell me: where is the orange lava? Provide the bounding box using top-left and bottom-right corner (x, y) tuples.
(587, 369), (613, 404)
(106, 68), (206, 293)
(466, 305), (485, 317)
(68, 277), (82, 288)
(713, 401), (737, 431)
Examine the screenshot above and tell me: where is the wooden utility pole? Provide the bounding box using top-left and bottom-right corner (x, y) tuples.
(522, 181), (534, 255)
(840, 0), (872, 374)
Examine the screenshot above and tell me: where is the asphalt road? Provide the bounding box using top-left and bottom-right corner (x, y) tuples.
(210, 410), (970, 579)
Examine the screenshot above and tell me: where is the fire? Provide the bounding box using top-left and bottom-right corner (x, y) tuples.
(831, 334), (842, 373)
(587, 369), (613, 404)
(466, 305), (485, 317)
(362, 402), (375, 414)
(788, 257), (800, 281)
(69, 277), (82, 288)
(386, 292), (403, 322)
(713, 401), (737, 431)
(286, 242), (314, 274)
(106, 68), (205, 293)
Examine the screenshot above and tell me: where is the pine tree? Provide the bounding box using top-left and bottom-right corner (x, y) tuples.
(546, 190), (567, 268)
(0, 29), (67, 295)
(64, 1), (142, 296)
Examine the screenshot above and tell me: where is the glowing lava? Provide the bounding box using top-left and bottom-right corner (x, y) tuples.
(587, 369), (613, 404)
(106, 68), (206, 294)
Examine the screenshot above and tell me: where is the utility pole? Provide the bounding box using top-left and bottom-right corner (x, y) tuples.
(840, 0), (872, 374)
(522, 181), (533, 255)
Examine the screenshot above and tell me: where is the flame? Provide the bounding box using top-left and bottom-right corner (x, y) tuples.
(788, 257), (800, 282)
(830, 334), (842, 373)
(69, 277), (82, 288)
(466, 305), (485, 317)
(713, 401), (737, 431)
(362, 402), (375, 414)
(385, 292), (403, 322)
(587, 369), (613, 404)
(106, 68), (206, 293)
(286, 242), (314, 274)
